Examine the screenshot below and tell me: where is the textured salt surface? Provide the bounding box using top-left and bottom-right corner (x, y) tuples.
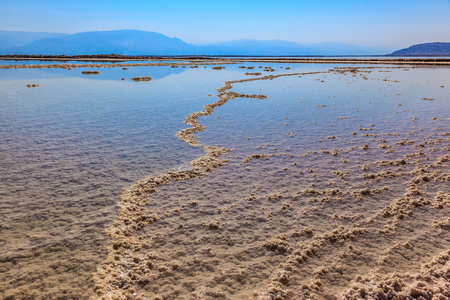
(0, 63), (448, 299)
(0, 67), (226, 299)
(91, 66), (449, 299)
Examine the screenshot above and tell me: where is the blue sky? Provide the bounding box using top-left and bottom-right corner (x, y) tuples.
(1, 0), (449, 48)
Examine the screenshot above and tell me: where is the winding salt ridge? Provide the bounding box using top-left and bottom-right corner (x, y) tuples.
(90, 65), (449, 299)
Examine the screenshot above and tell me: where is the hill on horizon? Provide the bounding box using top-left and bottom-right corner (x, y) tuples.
(0, 29), (397, 56)
(390, 42), (450, 56)
(1, 30), (200, 56)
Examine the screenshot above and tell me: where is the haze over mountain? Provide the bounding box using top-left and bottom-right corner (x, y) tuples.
(195, 39), (307, 56)
(0, 29), (402, 56)
(390, 42), (450, 56)
(196, 40), (389, 56)
(0, 30), (67, 49)
(1, 30), (201, 56)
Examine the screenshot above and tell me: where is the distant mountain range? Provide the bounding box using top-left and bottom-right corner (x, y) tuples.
(390, 42), (450, 56)
(195, 40), (389, 56)
(0, 29), (390, 56)
(0, 30), (391, 56)
(0, 30), (199, 56)
(0, 30), (446, 56)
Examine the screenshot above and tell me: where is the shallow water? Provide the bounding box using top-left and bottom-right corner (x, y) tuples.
(0, 65), (242, 299)
(0, 60), (194, 65)
(1, 63), (449, 299)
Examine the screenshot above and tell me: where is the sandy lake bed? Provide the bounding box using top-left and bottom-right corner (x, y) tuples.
(0, 58), (449, 299)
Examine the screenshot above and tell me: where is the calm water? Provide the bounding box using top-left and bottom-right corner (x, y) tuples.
(1, 63), (449, 299)
(0, 60), (194, 65)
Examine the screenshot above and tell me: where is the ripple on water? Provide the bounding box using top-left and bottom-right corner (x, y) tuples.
(0, 64), (449, 299)
(92, 66), (449, 299)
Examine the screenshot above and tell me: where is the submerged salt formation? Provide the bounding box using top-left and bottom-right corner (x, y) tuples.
(26, 83), (41, 88)
(338, 249), (449, 299)
(90, 66), (449, 299)
(0, 61), (236, 70)
(1, 60), (448, 299)
(82, 70), (101, 75)
(131, 76), (152, 82)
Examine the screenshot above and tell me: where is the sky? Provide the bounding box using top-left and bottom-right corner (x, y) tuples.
(1, 0), (449, 49)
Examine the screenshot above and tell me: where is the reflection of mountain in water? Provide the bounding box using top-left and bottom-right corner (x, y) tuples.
(1, 65), (187, 81)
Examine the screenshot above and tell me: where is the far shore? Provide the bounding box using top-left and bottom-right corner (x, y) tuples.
(1, 55), (450, 69)
(0, 54), (450, 64)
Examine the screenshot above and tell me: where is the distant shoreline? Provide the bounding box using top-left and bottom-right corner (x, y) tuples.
(1, 55), (450, 68)
(1, 54), (450, 60)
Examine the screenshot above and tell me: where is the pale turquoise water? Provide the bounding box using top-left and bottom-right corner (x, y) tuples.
(0, 60), (193, 65)
(0, 63), (449, 299)
(0, 65), (239, 298)
(93, 64), (449, 299)
(0, 63), (312, 298)
(198, 66), (450, 154)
